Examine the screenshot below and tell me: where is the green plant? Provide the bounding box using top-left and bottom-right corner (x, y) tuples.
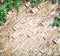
(31, 0), (42, 7)
(52, 16), (60, 27)
(0, 6), (7, 26)
(13, 0), (23, 11)
(0, 0), (24, 26)
(4, 0), (23, 11)
(0, 0), (43, 26)
(4, 0), (14, 11)
(58, 0), (60, 5)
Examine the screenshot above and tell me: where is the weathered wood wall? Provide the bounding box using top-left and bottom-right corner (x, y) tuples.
(0, 2), (60, 56)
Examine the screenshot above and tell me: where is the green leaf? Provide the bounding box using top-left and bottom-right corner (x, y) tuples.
(0, 6), (7, 26)
(52, 16), (60, 27)
(32, 0), (42, 7)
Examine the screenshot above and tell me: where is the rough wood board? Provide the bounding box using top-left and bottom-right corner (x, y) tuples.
(0, 2), (60, 56)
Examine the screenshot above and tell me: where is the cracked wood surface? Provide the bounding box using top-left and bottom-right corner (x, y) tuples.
(0, 1), (60, 56)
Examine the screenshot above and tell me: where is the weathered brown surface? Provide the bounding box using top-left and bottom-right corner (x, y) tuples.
(0, 2), (60, 56)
